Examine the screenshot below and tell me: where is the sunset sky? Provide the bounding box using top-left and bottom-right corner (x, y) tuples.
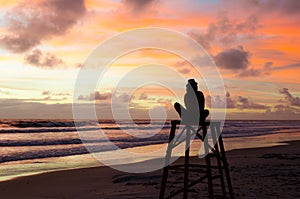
(0, 0), (299, 120)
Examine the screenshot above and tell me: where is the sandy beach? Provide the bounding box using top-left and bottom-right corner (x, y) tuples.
(0, 140), (299, 199)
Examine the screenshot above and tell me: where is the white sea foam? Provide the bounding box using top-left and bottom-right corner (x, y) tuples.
(0, 119), (299, 164)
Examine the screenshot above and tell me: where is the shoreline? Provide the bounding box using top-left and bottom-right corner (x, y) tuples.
(1, 130), (300, 182)
(0, 140), (299, 198)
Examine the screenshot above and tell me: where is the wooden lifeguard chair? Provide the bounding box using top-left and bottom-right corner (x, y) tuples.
(159, 120), (234, 199)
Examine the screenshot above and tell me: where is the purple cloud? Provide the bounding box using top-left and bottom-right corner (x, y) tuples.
(207, 92), (268, 110)
(279, 88), (300, 107)
(214, 46), (250, 70)
(240, 0), (300, 15)
(139, 93), (148, 100)
(42, 91), (51, 95)
(78, 91), (112, 101)
(189, 13), (261, 50)
(0, 0), (86, 53)
(122, 0), (157, 12)
(238, 68), (261, 77)
(24, 49), (64, 68)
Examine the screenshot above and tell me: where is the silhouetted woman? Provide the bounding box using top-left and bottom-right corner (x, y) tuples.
(174, 79), (209, 124)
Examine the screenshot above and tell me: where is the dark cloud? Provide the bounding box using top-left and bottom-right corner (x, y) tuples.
(22, 96), (67, 102)
(24, 49), (64, 68)
(139, 93), (148, 100)
(206, 95), (224, 109)
(277, 0), (300, 14)
(173, 61), (193, 74)
(189, 13), (261, 50)
(273, 62), (300, 71)
(54, 92), (71, 96)
(42, 96), (51, 101)
(179, 68), (191, 74)
(42, 91), (70, 96)
(266, 103), (299, 118)
(137, 93), (156, 101)
(189, 25), (216, 50)
(236, 15), (259, 32)
(42, 91), (51, 95)
(214, 46), (250, 70)
(0, 0), (86, 53)
(236, 96), (268, 110)
(264, 61), (273, 69)
(238, 68), (261, 77)
(78, 91), (112, 101)
(226, 92), (235, 108)
(77, 94), (90, 101)
(274, 104), (288, 110)
(114, 92), (131, 103)
(240, 0), (300, 15)
(279, 88), (300, 107)
(257, 49), (285, 59)
(76, 63), (84, 68)
(238, 61), (300, 77)
(207, 92), (268, 110)
(122, 0), (157, 12)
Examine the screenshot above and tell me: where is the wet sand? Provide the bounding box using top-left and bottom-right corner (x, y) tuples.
(0, 140), (299, 198)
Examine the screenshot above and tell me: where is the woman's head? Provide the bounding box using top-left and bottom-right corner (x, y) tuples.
(186, 79), (198, 92)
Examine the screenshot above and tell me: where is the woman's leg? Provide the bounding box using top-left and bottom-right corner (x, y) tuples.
(200, 109), (210, 123)
(174, 102), (186, 118)
(204, 109), (209, 118)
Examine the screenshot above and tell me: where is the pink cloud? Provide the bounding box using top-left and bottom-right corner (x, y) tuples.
(0, 0), (86, 53)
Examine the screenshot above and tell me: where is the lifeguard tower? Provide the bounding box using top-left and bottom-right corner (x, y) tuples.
(159, 120), (234, 199)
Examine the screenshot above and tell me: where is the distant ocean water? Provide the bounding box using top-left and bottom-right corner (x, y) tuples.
(0, 119), (300, 164)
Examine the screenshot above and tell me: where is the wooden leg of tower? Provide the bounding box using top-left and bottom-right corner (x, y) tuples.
(210, 124), (227, 198)
(159, 121), (177, 199)
(203, 125), (214, 199)
(215, 123), (234, 199)
(218, 136), (234, 199)
(206, 154), (214, 199)
(183, 126), (191, 199)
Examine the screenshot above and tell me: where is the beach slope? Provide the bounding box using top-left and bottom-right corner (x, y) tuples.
(0, 140), (299, 199)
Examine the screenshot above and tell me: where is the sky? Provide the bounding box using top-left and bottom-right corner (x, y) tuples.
(0, 0), (300, 120)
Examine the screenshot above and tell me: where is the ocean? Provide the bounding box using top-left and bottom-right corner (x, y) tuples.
(0, 119), (300, 181)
